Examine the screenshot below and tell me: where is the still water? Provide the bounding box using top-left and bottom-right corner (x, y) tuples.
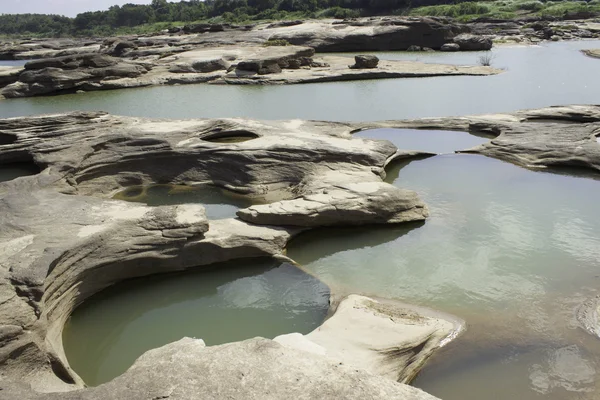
(1, 40), (600, 121)
(63, 259), (329, 386)
(287, 139), (600, 399)
(354, 128), (492, 154)
(113, 184), (254, 220)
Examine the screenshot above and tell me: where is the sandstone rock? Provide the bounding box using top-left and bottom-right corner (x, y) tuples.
(237, 181), (428, 226)
(453, 33), (493, 50)
(2, 54), (147, 98)
(0, 66), (23, 87)
(277, 295), (461, 383)
(101, 39), (138, 57)
(441, 43), (460, 51)
(361, 105), (600, 173)
(0, 111), (446, 395)
(269, 17), (469, 52)
(0, 337), (442, 399)
(350, 54), (379, 69)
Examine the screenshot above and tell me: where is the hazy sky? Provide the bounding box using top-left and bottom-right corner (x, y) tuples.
(0, 0), (165, 17)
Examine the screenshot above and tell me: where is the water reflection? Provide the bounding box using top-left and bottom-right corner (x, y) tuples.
(287, 153), (600, 399)
(63, 259), (329, 386)
(113, 184), (254, 220)
(1, 41), (600, 121)
(354, 128), (492, 154)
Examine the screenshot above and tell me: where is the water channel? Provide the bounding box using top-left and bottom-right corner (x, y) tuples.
(3, 39), (599, 398)
(1, 40), (599, 121)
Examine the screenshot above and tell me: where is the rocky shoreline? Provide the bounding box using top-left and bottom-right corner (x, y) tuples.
(0, 16), (500, 99)
(1, 105), (599, 398)
(2, 15), (598, 99)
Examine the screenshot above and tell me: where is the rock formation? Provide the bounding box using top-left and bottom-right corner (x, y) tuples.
(2, 105), (598, 398)
(0, 112), (440, 396)
(1, 45), (501, 98)
(350, 55), (380, 69)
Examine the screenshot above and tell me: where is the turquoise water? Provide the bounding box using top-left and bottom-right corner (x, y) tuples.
(63, 259), (330, 386)
(1, 41), (599, 121)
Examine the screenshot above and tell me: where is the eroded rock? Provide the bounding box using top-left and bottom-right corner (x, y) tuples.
(350, 54), (379, 69)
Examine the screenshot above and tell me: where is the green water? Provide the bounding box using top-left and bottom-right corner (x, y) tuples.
(2, 41), (600, 121)
(287, 151), (600, 400)
(63, 259), (329, 386)
(113, 184), (254, 220)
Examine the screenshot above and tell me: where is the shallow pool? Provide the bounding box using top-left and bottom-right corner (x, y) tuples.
(63, 259), (330, 386)
(113, 184), (254, 220)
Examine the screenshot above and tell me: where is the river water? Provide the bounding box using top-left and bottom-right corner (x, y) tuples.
(1, 40), (599, 121)
(4, 39), (595, 397)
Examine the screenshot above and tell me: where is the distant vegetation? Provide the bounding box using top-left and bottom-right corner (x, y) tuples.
(410, 0), (600, 22)
(1, 0), (599, 37)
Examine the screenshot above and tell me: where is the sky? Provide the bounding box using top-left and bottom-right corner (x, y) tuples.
(0, 0), (166, 17)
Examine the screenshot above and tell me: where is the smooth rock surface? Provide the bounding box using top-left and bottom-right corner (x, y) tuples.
(0, 111), (432, 393)
(277, 295), (461, 383)
(0, 338), (441, 400)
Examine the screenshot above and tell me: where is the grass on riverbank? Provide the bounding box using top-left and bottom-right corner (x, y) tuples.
(410, 0), (600, 22)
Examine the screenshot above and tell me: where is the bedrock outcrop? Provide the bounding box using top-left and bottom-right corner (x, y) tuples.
(1, 337), (441, 400)
(0, 46), (500, 98)
(353, 104), (600, 173)
(0, 111), (437, 395)
(0, 17), (472, 62)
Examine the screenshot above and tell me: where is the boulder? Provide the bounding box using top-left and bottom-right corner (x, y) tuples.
(453, 34), (493, 51)
(440, 43), (460, 52)
(350, 54), (379, 69)
(407, 45), (422, 51)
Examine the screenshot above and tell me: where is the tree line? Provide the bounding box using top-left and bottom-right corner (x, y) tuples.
(0, 0), (457, 37)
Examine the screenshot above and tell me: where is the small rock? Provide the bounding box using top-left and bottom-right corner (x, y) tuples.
(407, 45), (422, 51)
(349, 55), (379, 69)
(551, 35), (560, 41)
(440, 43), (460, 52)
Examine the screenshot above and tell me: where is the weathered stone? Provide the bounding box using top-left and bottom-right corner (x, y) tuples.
(0, 337), (442, 399)
(2, 54), (146, 98)
(0, 111), (454, 396)
(407, 45), (422, 51)
(440, 42), (460, 51)
(350, 54), (379, 69)
(453, 33), (493, 50)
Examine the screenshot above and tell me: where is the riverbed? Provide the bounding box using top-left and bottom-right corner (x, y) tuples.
(8, 40), (595, 399)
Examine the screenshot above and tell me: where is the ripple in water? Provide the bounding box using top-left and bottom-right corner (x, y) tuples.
(287, 153), (600, 399)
